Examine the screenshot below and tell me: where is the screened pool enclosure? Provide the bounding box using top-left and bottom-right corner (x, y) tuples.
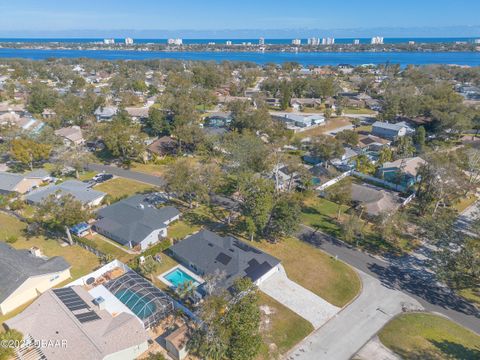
(105, 270), (174, 328)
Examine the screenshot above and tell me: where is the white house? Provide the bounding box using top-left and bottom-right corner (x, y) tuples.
(93, 195), (181, 250)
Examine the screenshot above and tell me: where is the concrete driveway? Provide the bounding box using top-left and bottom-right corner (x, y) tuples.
(284, 271), (422, 360)
(259, 266), (340, 329)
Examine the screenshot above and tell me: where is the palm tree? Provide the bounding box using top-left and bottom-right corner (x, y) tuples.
(140, 257), (158, 283)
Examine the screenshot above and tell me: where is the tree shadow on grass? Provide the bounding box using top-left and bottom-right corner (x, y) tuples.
(430, 340), (480, 360)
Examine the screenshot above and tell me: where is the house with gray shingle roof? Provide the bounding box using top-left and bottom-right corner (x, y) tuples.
(0, 169), (50, 195)
(25, 180), (106, 207)
(372, 121), (407, 140)
(169, 229), (281, 290)
(94, 106), (118, 121)
(0, 243), (71, 315)
(93, 195), (181, 250)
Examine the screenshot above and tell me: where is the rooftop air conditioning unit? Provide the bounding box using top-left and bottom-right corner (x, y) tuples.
(93, 296), (106, 311)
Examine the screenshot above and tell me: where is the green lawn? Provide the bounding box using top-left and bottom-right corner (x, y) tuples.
(257, 292), (314, 360)
(301, 197), (349, 238)
(343, 108), (376, 115)
(129, 162), (169, 177)
(85, 233), (136, 263)
(459, 288), (480, 310)
(355, 125), (373, 133)
(0, 212), (100, 282)
(453, 195), (478, 213)
(379, 313), (480, 360)
(150, 253), (179, 290)
(255, 237), (360, 307)
(167, 219), (200, 241)
(94, 177), (157, 201)
(301, 196), (417, 254)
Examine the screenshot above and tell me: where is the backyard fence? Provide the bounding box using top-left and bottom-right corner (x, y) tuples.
(72, 237), (107, 259)
(352, 171), (408, 193)
(316, 170), (353, 191)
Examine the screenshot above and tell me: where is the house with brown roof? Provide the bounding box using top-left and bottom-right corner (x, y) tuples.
(350, 183), (402, 216)
(147, 136), (178, 158)
(55, 125), (84, 146)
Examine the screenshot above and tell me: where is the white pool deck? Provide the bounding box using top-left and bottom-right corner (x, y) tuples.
(157, 264), (204, 288)
(88, 284), (142, 323)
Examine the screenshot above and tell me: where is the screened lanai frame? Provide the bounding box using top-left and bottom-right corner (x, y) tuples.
(105, 270), (175, 329)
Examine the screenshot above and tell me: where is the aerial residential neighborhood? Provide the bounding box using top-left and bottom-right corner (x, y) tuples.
(0, 2), (479, 360)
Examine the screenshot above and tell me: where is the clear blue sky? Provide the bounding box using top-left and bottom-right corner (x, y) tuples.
(0, 0), (479, 35)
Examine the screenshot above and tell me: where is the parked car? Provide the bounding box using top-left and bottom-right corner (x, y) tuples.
(92, 173), (113, 183)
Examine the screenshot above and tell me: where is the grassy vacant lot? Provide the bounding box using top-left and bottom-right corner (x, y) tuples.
(257, 292), (314, 360)
(379, 313), (480, 360)
(0, 212), (100, 280)
(343, 108), (376, 115)
(295, 117), (352, 139)
(255, 237), (360, 307)
(129, 162), (168, 177)
(94, 177), (156, 201)
(301, 197), (348, 237)
(301, 196), (417, 254)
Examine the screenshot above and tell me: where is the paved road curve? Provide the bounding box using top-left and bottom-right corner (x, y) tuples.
(285, 271), (421, 360)
(296, 225), (480, 335)
(86, 163), (165, 187)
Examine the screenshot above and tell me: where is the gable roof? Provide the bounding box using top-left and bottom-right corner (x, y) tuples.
(0, 172), (24, 192)
(169, 229), (280, 289)
(5, 286), (148, 360)
(0, 243), (70, 303)
(94, 195), (180, 246)
(372, 121), (406, 132)
(25, 180), (106, 205)
(54, 126), (84, 143)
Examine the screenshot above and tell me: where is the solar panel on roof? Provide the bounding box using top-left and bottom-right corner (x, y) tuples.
(53, 288), (89, 311)
(75, 311), (101, 323)
(215, 252), (232, 265)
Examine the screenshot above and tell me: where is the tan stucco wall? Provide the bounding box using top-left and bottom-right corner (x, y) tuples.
(0, 269), (71, 315)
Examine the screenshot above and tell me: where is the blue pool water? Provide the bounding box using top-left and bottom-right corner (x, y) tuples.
(164, 268), (200, 288)
(114, 289), (156, 319)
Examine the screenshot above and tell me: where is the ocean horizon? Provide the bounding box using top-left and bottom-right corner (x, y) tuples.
(0, 48), (479, 67)
(0, 37), (479, 45)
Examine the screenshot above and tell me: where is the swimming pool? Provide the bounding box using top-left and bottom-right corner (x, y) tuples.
(164, 268), (200, 288)
(114, 289), (156, 319)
